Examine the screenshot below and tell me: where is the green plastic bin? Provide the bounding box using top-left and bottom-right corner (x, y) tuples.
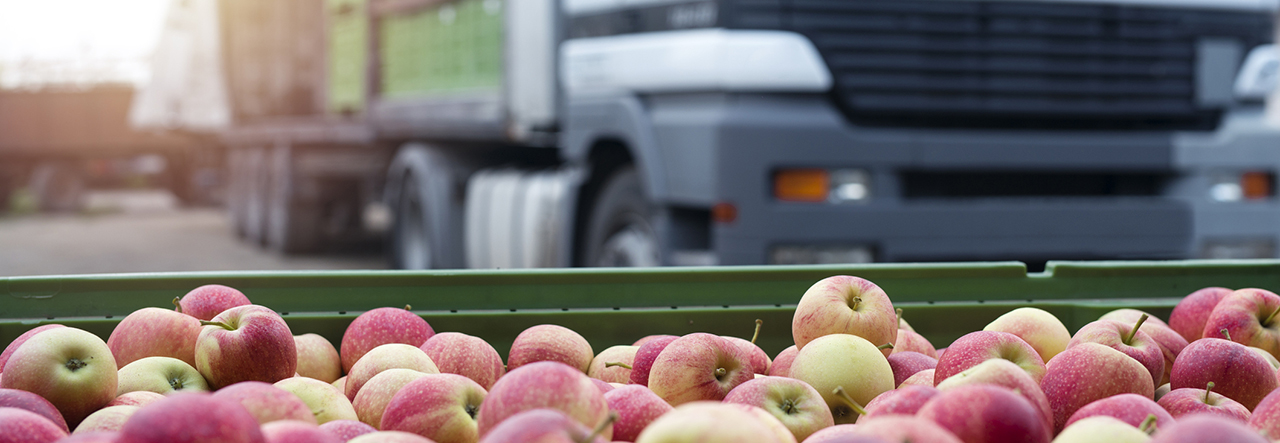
(4, 260), (1280, 357)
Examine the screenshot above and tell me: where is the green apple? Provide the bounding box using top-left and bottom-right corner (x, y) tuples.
(984, 307), (1071, 362)
(116, 356), (209, 395)
(275, 376), (359, 424)
(0, 327), (118, 427)
(788, 333), (894, 425)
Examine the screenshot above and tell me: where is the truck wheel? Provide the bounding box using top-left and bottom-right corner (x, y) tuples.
(392, 170), (433, 269)
(584, 166), (661, 267)
(387, 144), (474, 270)
(265, 144), (322, 254)
(29, 162), (85, 213)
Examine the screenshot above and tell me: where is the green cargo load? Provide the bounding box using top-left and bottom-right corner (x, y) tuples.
(379, 0), (503, 99)
(327, 0), (369, 114)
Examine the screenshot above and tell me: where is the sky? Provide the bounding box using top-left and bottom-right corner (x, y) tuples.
(0, 0), (169, 88)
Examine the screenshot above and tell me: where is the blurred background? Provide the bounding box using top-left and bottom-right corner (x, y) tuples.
(0, 0), (1277, 276)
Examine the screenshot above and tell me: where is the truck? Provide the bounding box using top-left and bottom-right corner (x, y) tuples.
(135, 0), (1280, 270)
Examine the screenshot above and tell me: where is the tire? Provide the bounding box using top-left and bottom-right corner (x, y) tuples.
(583, 166), (661, 267)
(392, 170), (432, 269)
(386, 144), (474, 270)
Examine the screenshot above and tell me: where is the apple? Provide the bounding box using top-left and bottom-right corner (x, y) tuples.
(261, 420), (342, 443)
(73, 405), (139, 434)
(934, 358), (1052, 429)
(1054, 416), (1153, 443)
(798, 424), (860, 443)
(1203, 289), (1280, 358)
(106, 391), (165, 408)
(319, 420), (377, 442)
(107, 307), (202, 369)
(1171, 335), (1277, 410)
(1148, 414), (1271, 443)
(723, 376), (834, 442)
(0, 407), (69, 443)
(586, 345), (638, 384)
(0, 325), (65, 372)
(419, 332), (505, 390)
(1040, 342), (1155, 433)
(0, 388), (69, 433)
(1063, 393), (1174, 431)
(646, 333), (754, 406)
(334, 377), (347, 393)
(932, 330), (1045, 385)
(115, 392), (264, 443)
(633, 335), (677, 347)
(213, 381), (317, 425)
(983, 307), (1071, 362)
(858, 384), (939, 420)
(0, 326), (118, 428)
(1100, 309), (1188, 386)
(175, 284), (252, 321)
(722, 335), (771, 375)
(379, 373), (486, 443)
(590, 378), (614, 394)
(899, 368), (935, 387)
(792, 275), (897, 356)
(788, 333), (894, 425)
(58, 431), (121, 443)
(917, 384), (1051, 443)
(115, 356), (208, 395)
(340, 307), (435, 374)
(839, 415), (963, 443)
(1156, 383), (1172, 401)
(603, 385), (672, 442)
(1249, 387), (1280, 439)
(1169, 287), (1233, 342)
(347, 431), (437, 443)
(885, 351), (936, 387)
(1158, 383), (1250, 422)
(629, 336), (679, 386)
(352, 369), (429, 429)
(294, 334), (342, 383)
(506, 324), (594, 373)
(274, 376), (359, 424)
(475, 361), (610, 440)
(892, 329), (937, 358)
(195, 305), (296, 389)
(1067, 317), (1164, 391)
(633, 401), (790, 443)
(345, 344), (439, 400)
(477, 408), (612, 443)
(768, 346), (799, 378)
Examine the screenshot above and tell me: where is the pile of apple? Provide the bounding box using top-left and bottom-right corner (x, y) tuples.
(3, 276), (1280, 443)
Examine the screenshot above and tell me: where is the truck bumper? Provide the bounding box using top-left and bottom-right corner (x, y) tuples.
(701, 94), (1215, 265)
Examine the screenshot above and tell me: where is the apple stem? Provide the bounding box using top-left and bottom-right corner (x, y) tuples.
(715, 367), (727, 378)
(172, 296), (182, 313)
(751, 319), (763, 345)
(1221, 328), (1232, 342)
(877, 343), (894, 351)
(832, 386), (868, 416)
(1123, 314), (1148, 346)
(1205, 381), (1215, 404)
(896, 308), (904, 328)
(605, 362), (633, 370)
(850, 296), (862, 311)
(580, 411), (619, 443)
(404, 304), (412, 311)
(1139, 414), (1158, 435)
(65, 358), (87, 371)
(1267, 306), (1280, 326)
(200, 320), (235, 331)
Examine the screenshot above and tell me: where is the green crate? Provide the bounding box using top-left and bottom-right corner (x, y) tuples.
(327, 0), (369, 114)
(3, 260), (1279, 358)
(379, 0), (504, 99)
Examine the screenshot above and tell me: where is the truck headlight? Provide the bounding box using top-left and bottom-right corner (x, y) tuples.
(773, 168), (872, 203)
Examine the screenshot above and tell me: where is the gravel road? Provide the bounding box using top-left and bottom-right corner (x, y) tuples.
(0, 190), (387, 277)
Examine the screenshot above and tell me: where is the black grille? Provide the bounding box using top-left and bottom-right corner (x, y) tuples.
(733, 1), (1273, 130)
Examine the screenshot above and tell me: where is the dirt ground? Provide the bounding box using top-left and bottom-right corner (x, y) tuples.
(0, 190), (387, 277)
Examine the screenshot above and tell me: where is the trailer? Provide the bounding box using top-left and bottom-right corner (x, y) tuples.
(139, 0), (1280, 269)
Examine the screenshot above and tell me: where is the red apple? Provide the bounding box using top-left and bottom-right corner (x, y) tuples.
(647, 333), (754, 406)
(1203, 288), (1280, 358)
(261, 420), (341, 443)
(1067, 317), (1164, 391)
(1158, 383), (1250, 422)
(721, 335), (771, 375)
(983, 307), (1071, 362)
(0, 388), (69, 433)
(477, 408), (612, 443)
(346, 431), (436, 443)
(629, 336), (679, 386)
(885, 351), (936, 387)
(345, 344), (439, 401)
(318, 420), (377, 442)
(841, 415), (963, 443)
(73, 405), (139, 434)
(380, 373), (486, 443)
(474, 361), (610, 439)
(858, 384), (939, 420)
(175, 284), (251, 321)
(800, 424), (861, 443)
(789, 333), (894, 425)
(768, 346), (799, 378)
(1171, 336), (1277, 410)
(506, 324), (594, 373)
(352, 369), (429, 429)
(934, 358), (1052, 429)
(0, 325), (65, 372)
(107, 307), (202, 369)
(1040, 342), (1155, 432)
(1170, 287), (1233, 342)
(106, 391), (165, 408)
(633, 401), (789, 443)
(633, 335), (676, 347)
(0, 407), (68, 443)
(294, 334), (342, 383)
(917, 384), (1051, 443)
(899, 369), (935, 388)
(213, 381), (316, 425)
(115, 392), (264, 443)
(891, 329), (937, 358)
(340, 307), (435, 374)
(115, 356), (208, 395)
(57, 431), (120, 443)
(792, 275), (897, 356)
(933, 330), (1045, 385)
(587, 345), (638, 384)
(603, 385), (672, 442)
(194, 305), (296, 389)
(590, 378), (614, 395)
(1063, 393), (1174, 431)
(1, 327), (118, 428)
(419, 332), (505, 390)
(1149, 413), (1270, 443)
(723, 376), (833, 442)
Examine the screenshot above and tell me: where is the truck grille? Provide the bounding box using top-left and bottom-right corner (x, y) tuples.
(767, 1), (1273, 130)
